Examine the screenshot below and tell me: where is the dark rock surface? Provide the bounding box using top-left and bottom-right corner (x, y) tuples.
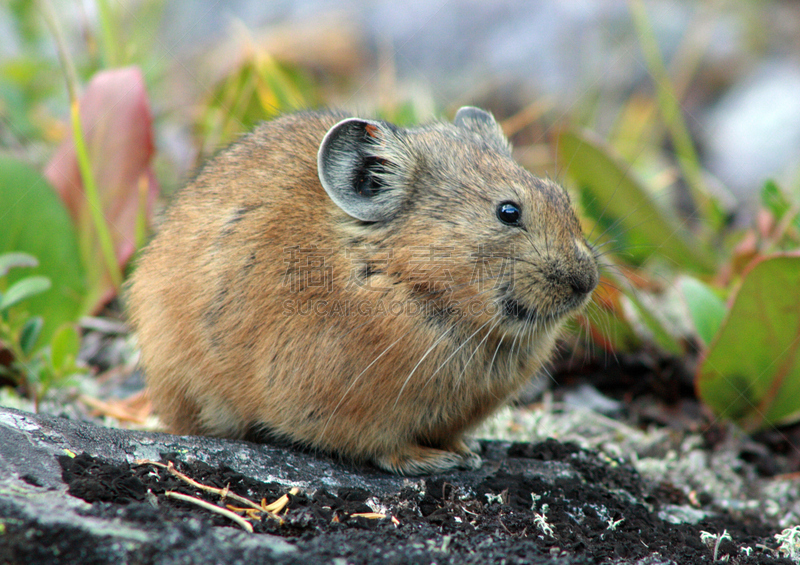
(0, 406), (789, 564)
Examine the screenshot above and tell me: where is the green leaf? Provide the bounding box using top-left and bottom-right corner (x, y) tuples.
(0, 252), (38, 277)
(624, 289), (683, 356)
(761, 179), (789, 219)
(19, 316), (44, 356)
(50, 323), (80, 373)
(760, 180), (800, 235)
(677, 276), (727, 348)
(696, 254), (800, 429)
(557, 130), (716, 273)
(0, 156), (87, 343)
(0, 276), (51, 311)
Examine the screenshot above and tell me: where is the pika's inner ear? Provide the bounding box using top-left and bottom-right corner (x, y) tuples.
(317, 118), (403, 222)
(453, 106), (510, 154)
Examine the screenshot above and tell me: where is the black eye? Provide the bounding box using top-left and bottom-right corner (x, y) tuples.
(497, 201), (522, 226)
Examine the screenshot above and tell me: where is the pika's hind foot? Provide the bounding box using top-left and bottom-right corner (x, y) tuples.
(375, 443), (482, 476)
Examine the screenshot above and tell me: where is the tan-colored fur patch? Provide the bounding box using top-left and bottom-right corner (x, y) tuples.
(127, 108), (598, 475)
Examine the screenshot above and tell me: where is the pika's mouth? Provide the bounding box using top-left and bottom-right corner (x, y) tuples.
(501, 294), (588, 325)
(502, 298), (536, 323)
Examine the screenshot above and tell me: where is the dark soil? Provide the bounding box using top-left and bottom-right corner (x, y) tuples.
(51, 440), (789, 565)
(552, 345), (800, 478)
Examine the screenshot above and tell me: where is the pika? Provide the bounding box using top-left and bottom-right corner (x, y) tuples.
(127, 107), (598, 475)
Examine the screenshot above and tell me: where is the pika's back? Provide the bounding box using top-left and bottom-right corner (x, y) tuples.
(159, 110), (346, 240)
(133, 111), (347, 331)
(128, 108), (597, 476)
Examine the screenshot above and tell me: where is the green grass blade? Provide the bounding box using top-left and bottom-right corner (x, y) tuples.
(70, 100), (124, 291)
(629, 0), (728, 230)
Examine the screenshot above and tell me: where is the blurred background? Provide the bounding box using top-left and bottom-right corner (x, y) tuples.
(4, 0), (800, 205)
(2, 0), (800, 436)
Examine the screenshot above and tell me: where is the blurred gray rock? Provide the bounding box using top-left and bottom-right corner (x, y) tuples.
(562, 383), (623, 416)
(703, 60), (800, 209)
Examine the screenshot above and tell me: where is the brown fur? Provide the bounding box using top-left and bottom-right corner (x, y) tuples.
(127, 108), (598, 475)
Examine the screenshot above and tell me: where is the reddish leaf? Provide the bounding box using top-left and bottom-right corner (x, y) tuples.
(578, 276), (640, 352)
(44, 66), (158, 310)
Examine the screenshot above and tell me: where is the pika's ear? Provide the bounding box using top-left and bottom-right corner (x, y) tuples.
(453, 106), (510, 153)
(318, 118), (404, 222)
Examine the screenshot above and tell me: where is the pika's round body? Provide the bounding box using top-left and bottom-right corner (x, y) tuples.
(127, 108), (598, 475)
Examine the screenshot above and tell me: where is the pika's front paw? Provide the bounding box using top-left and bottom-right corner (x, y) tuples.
(375, 444), (483, 476)
(457, 448), (483, 471)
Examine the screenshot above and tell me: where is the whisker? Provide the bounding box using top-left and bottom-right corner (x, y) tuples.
(393, 325), (458, 409)
(321, 322), (421, 437)
(457, 315), (504, 386)
(419, 315), (499, 394)
(487, 330), (507, 383)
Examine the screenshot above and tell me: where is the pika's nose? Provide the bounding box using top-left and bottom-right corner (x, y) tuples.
(569, 269), (597, 296)
(568, 248), (598, 296)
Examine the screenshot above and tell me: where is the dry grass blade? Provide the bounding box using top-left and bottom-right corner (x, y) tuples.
(164, 461), (263, 511)
(351, 512), (387, 519)
(225, 505), (271, 521)
(262, 494), (289, 513)
(165, 491), (253, 533)
(137, 459), (293, 520)
(261, 486), (299, 514)
(79, 391), (151, 424)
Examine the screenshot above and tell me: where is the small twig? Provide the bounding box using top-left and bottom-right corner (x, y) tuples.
(163, 460), (263, 512)
(262, 487), (299, 513)
(263, 493), (290, 513)
(225, 505), (267, 521)
(135, 459), (167, 468)
(165, 491), (253, 533)
(186, 463), (263, 510)
(351, 512), (387, 520)
(460, 505), (479, 517)
(137, 459), (292, 520)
